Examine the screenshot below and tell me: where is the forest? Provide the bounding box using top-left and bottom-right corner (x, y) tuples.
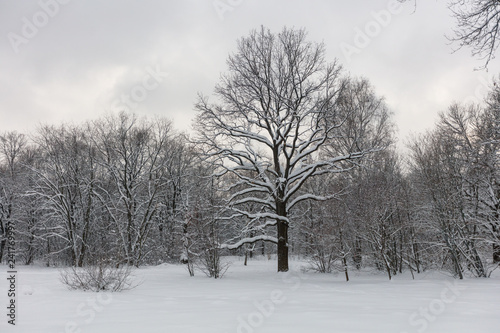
(0, 27), (499, 282)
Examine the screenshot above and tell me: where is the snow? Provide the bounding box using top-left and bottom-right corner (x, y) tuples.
(1, 258), (499, 333)
(221, 235), (278, 250)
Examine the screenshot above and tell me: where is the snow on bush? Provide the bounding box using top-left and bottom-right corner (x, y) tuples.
(59, 261), (137, 292)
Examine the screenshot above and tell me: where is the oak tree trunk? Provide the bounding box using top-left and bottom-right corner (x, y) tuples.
(276, 200), (288, 272)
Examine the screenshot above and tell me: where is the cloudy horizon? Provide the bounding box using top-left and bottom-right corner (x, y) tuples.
(1, 0), (499, 147)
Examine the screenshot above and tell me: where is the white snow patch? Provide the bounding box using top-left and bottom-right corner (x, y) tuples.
(1, 259), (499, 333)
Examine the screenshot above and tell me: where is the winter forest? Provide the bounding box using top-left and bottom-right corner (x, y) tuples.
(1, 1), (500, 332)
(2, 26), (499, 281)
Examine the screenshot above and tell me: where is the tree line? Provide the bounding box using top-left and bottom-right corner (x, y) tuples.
(0, 27), (499, 279)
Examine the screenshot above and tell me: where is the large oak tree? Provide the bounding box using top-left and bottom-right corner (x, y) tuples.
(195, 27), (391, 272)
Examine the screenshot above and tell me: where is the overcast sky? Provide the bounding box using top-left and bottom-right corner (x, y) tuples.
(1, 0), (499, 147)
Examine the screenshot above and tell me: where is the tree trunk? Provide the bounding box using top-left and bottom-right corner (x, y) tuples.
(343, 256), (349, 282)
(277, 220), (289, 272)
(339, 228), (349, 281)
(276, 201), (288, 272)
(0, 219), (6, 263)
(493, 244), (500, 264)
(353, 238), (362, 269)
(25, 232), (35, 265)
(0, 238), (5, 264)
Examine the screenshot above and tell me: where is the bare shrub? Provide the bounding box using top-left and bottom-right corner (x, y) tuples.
(196, 247), (230, 279)
(60, 260), (137, 292)
(306, 253), (337, 274)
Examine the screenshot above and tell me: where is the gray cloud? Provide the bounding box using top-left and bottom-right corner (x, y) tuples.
(1, 0), (499, 145)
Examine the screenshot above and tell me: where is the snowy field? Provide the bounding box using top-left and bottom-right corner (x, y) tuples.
(1, 258), (499, 333)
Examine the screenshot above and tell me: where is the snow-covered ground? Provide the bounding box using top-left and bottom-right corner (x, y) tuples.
(1, 257), (499, 333)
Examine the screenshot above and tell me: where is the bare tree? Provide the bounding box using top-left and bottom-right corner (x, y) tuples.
(401, 0), (500, 68)
(152, 134), (196, 264)
(449, 0), (500, 68)
(0, 132), (26, 263)
(298, 176), (349, 277)
(30, 125), (97, 267)
(408, 102), (497, 277)
(297, 77), (394, 279)
(92, 113), (173, 266)
(195, 27), (390, 272)
(472, 82), (500, 263)
(350, 151), (410, 280)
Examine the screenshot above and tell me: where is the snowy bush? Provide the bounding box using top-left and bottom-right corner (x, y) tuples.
(306, 253), (337, 274)
(196, 247), (230, 279)
(60, 261), (136, 292)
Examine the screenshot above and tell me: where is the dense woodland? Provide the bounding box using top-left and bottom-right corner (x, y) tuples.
(1, 27), (499, 280)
